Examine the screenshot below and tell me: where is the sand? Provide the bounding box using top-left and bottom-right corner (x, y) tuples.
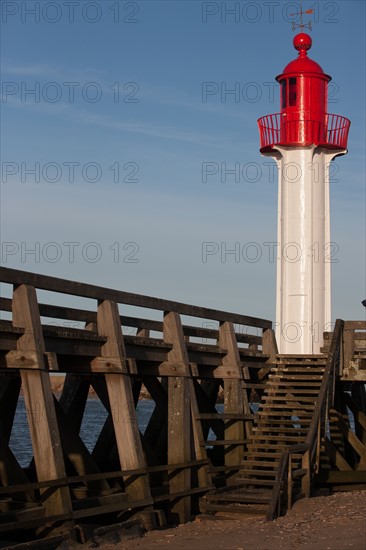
(95, 490), (365, 550)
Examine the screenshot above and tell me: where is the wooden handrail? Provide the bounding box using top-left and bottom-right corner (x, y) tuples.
(304, 319), (343, 455)
(266, 443), (308, 520)
(0, 460), (209, 495)
(0, 267), (272, 329)
(0, 296), (262, 346)
(267, 451), (288, 520)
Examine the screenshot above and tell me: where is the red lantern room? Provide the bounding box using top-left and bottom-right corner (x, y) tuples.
(258, 33), (350, 153)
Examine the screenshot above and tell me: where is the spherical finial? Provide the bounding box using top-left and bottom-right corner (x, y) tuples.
(293, 33), (312, 54)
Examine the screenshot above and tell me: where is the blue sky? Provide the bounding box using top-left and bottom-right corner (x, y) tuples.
(1, 0), (365, 325)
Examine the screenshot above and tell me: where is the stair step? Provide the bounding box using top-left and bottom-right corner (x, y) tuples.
(253, 427), (308, 434)
(235, 477), (276, 486)
(266, 381), (322, 387)
(195, 413), (255, 420)
(264, 389), (320, 395)
(268, 378), (323, 383)
(206, 488), (271, 503)
(259, 403), (315, 410)
(209, 465), (241, 472)
(258, 411), (313, 418)
(204, 503), (269, 514)
(276, 354), (326, 361)
(242, 383), (266, 389)
(200, 439), (248, 446)
(243, 451), (302, 460)
(237, 469), (277, 478)
(241, 460), (280, 468)
(246, 447), (303, 458)
(258, 418), (312, 425)
(250, 434), (305, 442)
(262, 396), (317, 403)
(258, 419), (312, 426)
(247, 443), (292, 451)
(272, 365), (325, 374)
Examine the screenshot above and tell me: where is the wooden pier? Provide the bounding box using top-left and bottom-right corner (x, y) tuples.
(0, 267), (365, 546)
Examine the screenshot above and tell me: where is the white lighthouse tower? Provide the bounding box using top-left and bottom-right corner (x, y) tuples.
(258, 32), (350, 354)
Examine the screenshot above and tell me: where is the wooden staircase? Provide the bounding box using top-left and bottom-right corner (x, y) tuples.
(202, 354), (327, 518)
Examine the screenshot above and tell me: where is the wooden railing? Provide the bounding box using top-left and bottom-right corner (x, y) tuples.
(267, 320), (343, 520)
(0, 267), (274, 537)
(341, 321), (366, 380)
(0, 267), (271, 331)
(323, 321), (366, 381)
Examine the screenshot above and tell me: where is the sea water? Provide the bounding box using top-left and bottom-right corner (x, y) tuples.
(9, 397), (354, 468)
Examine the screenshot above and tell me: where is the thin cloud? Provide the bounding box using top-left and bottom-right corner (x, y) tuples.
(75, 110), (248, 149)
(3, 62), (255, 122)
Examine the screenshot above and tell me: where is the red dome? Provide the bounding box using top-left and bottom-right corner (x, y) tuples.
(277, 33), (330, 81)
(282, 56), (325, 75)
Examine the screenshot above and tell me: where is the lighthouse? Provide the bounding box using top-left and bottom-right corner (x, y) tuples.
(258, 32), (350, 354)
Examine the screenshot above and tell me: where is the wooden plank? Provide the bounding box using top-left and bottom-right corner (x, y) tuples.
(1, 298), (264, 345)
(200, 439), (248, 446)
(343, 329), (355, 373)
(12, 284), (72, 518)
(0, 267), (272, 329)
(196, 413), (255, 420)
(330, 410), (366, 462)
(323, 439), (352, 471)
(0, 460), (208, 495)
(138, 364), (243, 379)
(344, 391), (366, 437)
(183, 325), (261, 346)
(97, 299), (151, 502)
(5, 350), (40, 369)
(164, 311), (192, 523)
(262, 328), (278, 362)
(59, 373), (90, 434)
(90, 355), (127, 374)
(344, 321), (366, 330)
(43, 325), (106, 342)
(316, 470), (366, 484)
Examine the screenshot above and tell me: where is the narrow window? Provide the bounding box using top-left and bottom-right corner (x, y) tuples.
(289, 77), (297, 106)
(281, 80), (287, 109)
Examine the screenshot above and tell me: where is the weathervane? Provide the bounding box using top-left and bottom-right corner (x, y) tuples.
(290, 0), (314, 32)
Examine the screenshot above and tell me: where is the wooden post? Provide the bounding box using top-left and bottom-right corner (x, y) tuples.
(343, 327), (355, 373)
(59, 373), (89, 434)
(96, 299), (151, 503)
(219, 321), (247, 475)
(163, 311), (192, 523)
(301, 450), (311, 498)
(12, 284), (72, 518)
(262, 327), (278, 363)
(287, 455), (292, 510)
